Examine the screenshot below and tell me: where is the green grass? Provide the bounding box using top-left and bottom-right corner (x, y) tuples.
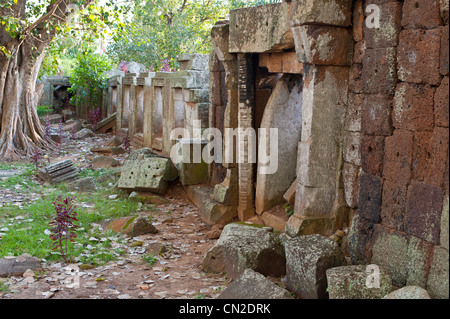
(0, 166), (140, 266)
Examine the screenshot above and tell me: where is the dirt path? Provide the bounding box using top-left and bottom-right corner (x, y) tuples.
(0, 131), (230, 300)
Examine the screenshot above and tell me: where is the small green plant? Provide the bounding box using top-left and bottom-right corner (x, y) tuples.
(48, 196), (79, 263)
(37, 105), (53, 117)
(193, 292), (205, 299)
(283, 203), (294, 217)
(142, 254), (158, 265)
(0, 281), (10, 294)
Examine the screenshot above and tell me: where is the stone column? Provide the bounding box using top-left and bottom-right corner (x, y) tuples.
(285, 2), (354, 237)
(237, 53), (256, 220)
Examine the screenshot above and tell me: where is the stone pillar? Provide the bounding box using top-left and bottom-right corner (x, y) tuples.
(237, 53), (256, 220)
(210, 22), (240, 210)
(286, 3), (354, 237)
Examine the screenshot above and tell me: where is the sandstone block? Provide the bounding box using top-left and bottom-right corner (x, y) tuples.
(202, 223), (286, 279)
(285, 234), (347, 299)
(327, 265), (392, 299)
(397, 29), (442, 85)
(218, 269), (293, 299)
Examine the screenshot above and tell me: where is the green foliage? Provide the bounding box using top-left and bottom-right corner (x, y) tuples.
(37, 105), (53, 117)
(142, 254), (158, 265)
(68, 49), (112, 110)
(107, 0), (283, 71)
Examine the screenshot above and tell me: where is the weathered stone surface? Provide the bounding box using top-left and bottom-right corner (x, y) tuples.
(383, 286), (431, 299)
(292, 25), (353, 66)
(218, 269), (293, 299)
(358, 173), (382, 224)
(41, 114), (62, 125)
(343, 132), (361, 166)
(326, 265), (392, 299)
(73, 128), (94, 140)
(229, 2), (293, 53)
(348, 215), (376, 265)
(290, 0), (352, 27)
(105, 136), (124, 147)
(285, 234), (347, 299)
(361, 94), (393, 137)
(393, 83), (435, 132)
(177, 54), (209, 71)
(362, 47), (397, 95)
(363, 1), (402, 49)
(405, 183), (444, 244)
(283, 178), (297, 205)
(118, 157), (178, 195)
(202, 223), (286, 279)
(62, 120), (82, 133)
(38, 159), (79, 183)
(124, 148), (158, 162)
(402, 0), (444, 29)
(427, 246), (449, 299)
(187, 186), (237, 225)
(370, 226), (409, 286)
(411, 128), (449, 187)
(0, 255), (42, 278)
(342, 162), (361, 208)
(174, 139), (209, 186)
(441, 196), (449, 250)
(380, 180), (407, 231)
(442, 0), (450, 24)
(405, 236), (434, 287)
(256, 75), (302, 214)
(442, 25), (449, 76)
(102, 217), (158, 237)
(435, 76), (449, 128)
(383, 129), (413, 185)
(361, 134), (385, 176)
(289, 65), (349, 236)
(91, 156), (121, 169)
(397, 29), (442, 86)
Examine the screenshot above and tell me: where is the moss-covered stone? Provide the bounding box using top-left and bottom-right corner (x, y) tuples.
(327, 265), (392, 299)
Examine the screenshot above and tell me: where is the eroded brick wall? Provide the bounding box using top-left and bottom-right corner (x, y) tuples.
(348, 0), (449, 299)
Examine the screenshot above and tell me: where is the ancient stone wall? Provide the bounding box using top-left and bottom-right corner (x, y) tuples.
(108, 54), (210, 152)
(347, 0), (449, 299)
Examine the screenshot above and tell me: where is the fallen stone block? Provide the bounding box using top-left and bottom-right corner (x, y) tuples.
(124, 148), (159, 163)
(73, 128), (94, 140)
(326, 265), (392, 299)
(383, 286), (431, 299)
(285, 234), (347, 299)
(283, 178), (297, 205)
(0, 255), (42, 278)
(62, 120), (82, 133)
(102, 217), (158, 237)
(41, 114), (62, 125)
(118, 157), (178, 195)
(105, 136), (124, 147)
(91, 156), (121, 169)
(38, 159), (79, 184)
(218, 269), (293, 299)
(202, 223), (286, 279)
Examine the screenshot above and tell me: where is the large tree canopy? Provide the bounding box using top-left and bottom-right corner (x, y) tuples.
(107, 0), (282, 71)
(0, 0), (121, 160)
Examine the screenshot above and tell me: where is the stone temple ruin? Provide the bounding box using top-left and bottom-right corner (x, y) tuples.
(101, 0), (449, 299)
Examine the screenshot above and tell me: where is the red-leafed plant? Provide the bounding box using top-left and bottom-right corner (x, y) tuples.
(32, 147), (41, 172)
(48, 196), (79, 263)
(123, 134), (131, 151)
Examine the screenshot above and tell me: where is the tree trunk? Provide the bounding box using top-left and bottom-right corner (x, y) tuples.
(0, 0), (98, 161)
(0, 42), (51, 161)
